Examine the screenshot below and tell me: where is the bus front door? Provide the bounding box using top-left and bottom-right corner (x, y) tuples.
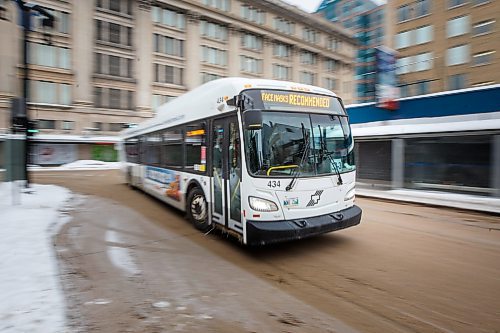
(211, 116), (242, 233)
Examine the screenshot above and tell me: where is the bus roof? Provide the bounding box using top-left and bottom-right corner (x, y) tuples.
(122, 77), (338, 138)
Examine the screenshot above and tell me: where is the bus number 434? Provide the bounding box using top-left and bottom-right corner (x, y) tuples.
(267, 180), (281, 188)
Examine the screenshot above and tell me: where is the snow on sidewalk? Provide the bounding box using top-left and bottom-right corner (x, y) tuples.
(29, 159), (121, 171)
(357, 188), (500, 214)
(0, 182), (71, 333)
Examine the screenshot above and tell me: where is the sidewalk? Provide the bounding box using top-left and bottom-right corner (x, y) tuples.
(357, 188), (500, 215)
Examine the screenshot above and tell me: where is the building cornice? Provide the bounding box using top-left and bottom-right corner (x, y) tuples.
(250, 0), (356, 43)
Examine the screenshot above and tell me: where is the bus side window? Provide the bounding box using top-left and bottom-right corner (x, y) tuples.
(162, 127), (184, 169)
(185, 122), (207, 173)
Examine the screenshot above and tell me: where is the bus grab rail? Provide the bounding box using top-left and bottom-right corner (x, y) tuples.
(266, 165), (299, 176)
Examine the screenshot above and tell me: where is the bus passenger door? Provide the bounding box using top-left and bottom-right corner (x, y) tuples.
(211, 116), (242, 233)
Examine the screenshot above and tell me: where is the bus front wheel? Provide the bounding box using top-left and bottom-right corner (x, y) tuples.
(187, 188), (210, 232)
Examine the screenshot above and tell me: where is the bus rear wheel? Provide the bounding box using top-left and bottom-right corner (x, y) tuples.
(187, 188), (210, 232)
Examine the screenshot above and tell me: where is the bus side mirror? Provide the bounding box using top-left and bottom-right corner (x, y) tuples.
(243, 110), (263, 130)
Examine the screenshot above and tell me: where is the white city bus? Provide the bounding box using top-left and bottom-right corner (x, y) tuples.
(120, 78), (361, 245)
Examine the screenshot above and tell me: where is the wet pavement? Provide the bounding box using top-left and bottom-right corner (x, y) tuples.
(35, 170), (500, 333)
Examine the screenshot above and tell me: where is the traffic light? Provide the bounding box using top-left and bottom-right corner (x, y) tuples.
(27, 120), (39, 137)
(11, 97), (27, 133)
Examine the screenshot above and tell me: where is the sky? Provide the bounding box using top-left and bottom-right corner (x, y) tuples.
(282, 0), (385, 13)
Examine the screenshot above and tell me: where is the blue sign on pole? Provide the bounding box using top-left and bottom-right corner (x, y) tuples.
(376, 46), (399, 110)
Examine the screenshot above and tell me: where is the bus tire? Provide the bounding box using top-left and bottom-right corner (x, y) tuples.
(187, 187), (210, 232)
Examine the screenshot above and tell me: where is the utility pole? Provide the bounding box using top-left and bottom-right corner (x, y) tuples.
(12, 0), (54, 187)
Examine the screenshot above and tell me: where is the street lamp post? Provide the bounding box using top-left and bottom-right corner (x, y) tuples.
(13, 0), (54, 187)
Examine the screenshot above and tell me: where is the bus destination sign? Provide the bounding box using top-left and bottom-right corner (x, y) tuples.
(257, 90), (344, 114)
(261, 92), (331, 108)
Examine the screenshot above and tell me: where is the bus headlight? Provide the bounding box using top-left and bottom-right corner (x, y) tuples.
(249, 196), (279, 212)
(344, 188), (355, 201)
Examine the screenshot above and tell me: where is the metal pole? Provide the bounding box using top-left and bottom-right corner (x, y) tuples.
(20, 1), (30, 187)
(391, 138), (405, 189)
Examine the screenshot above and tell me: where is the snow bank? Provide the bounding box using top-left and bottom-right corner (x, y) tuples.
(0, 182), (71, 332)
(29, 159), (121, 171)
(60, 159), (121, 169)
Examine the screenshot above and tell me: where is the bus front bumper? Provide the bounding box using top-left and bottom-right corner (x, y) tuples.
(246, 205), (362, 246)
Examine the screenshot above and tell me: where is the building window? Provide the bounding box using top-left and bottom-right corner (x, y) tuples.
(154, 64), (183, 85)
(200, 21), (228, 41)
(415, 81), (429, 95)
(472, 50), (495, 66)
(273, 17), (294, 35)
(395, 30), (412, 49)
(28, 43), (71, 69)
(300, 71), (315, 85)
(447, 16), (470, 37)
(415, 0), (430, 17)
(97, 0), (132, 15)
(33, 9), (70, 34)
(448, 0), (468, 8)
(94, 87), (134, 110)
(325, 58), (338, 72)
(399, 85), (411, 97)
(152, 94), (175, 112)
(272, 64), (290, 80)
(327, 38), (339, 51)
(61, 121), (74, 130)
(324, 77), (338, 91)
(109, 88), (120, 107)
(473, 20), (495, 36)
(109, 123), (124, 132)
(96, 20), (132, 46)
(30, 81), (71, 105)
(109, 55), (120, 76)
(415, 25), (433, 44)
(273, 42), (291, 58)
(448, 74), (467, 90)
(201, 46), (227, 66)
(109, 22), (121, 44)
(240, 55), (262, 74)
(241, 5), (265, 25)
(95, 53), (133, 78)
(405, 136), (491, 190)
(415, 52), (433, 71)
(153, 34), (184, 57)
(202, 0), (230, 12)
(446, 45), (469, 65)
(300, 50), (317, 65)
(241, 32), (262, 51)
(151, 6), (185, 30)
(303, 28), (319, 44)
(396, 56), (413, 74)
(397, 4), (411, 22)
(37, 119), (56, 130)
(202, 72), (224, 83)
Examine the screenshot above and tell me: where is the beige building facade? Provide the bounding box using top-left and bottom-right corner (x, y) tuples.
(390, 0), (500, 97)
(0, 0), (356, 141)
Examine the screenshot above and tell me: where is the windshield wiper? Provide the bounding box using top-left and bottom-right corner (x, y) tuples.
(286, 123), (310, 191)
(318, 125), (343, 185)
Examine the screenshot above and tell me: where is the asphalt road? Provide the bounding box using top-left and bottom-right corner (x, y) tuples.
(35, 170), (500, 333)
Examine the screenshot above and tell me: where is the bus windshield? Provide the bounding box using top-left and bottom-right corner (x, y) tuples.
(244, 111), (355, 177)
